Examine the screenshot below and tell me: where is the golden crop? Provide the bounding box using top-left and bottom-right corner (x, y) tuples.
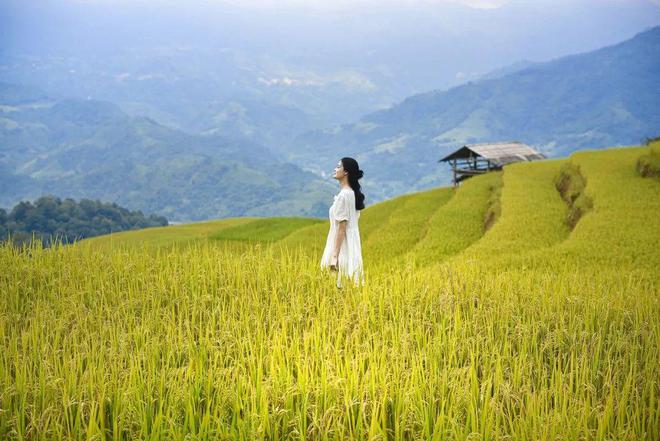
(1, 146), (658, 439)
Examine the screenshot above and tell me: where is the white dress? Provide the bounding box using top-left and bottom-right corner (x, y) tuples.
(320, 188), (365, 287)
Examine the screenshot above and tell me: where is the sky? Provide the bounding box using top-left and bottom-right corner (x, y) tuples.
(2, 0), (659, 123)
(1, 0), (657, 146)
(65, 0), (660, 9)
(216, 0), (511, 9)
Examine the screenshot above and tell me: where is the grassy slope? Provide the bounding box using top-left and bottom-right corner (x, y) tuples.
(363, 187), (453, 265)
(82, 145), (660, 275)
(209, 218), (324, 243)
(82, 217), (256, 249)
(7, 145), (657, 438)
(83, 145), (659, 273)
(454, 159), (569, 265)
(83, 186), (448, 256)
(410, 171), (502, 267)
(549, 146), (660, 272)
(447, 146), (659, 274)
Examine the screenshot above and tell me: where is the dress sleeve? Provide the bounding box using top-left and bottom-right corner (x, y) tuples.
(333, 192), (350, 222)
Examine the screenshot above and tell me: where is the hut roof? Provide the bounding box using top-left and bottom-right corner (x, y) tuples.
(439, 141), (545, 166)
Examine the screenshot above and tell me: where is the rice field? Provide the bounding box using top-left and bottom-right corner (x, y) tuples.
(1, 145), (658, 439)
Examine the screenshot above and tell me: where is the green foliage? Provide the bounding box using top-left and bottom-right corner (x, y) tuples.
(0, 195), (167, 247)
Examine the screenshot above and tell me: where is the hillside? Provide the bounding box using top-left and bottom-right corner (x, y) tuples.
(0, 83), (335, 221)
(3, 144), (658, 438)
(85, 143), (660, 275)
(290, 26), (660, 201)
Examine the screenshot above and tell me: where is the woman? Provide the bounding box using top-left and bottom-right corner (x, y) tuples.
(320, 157), (365, 288)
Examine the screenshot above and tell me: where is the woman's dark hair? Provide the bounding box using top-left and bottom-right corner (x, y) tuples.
(341, 157), (365, 210)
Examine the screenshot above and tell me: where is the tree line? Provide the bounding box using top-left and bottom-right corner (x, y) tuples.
(0, 195), (168, 246)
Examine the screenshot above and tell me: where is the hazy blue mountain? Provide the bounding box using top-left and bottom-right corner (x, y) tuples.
(0, 84), (335, 221)
(290, 26), (660, 201)
(478, 60), (540, 81)
(1, 0), (658, 152)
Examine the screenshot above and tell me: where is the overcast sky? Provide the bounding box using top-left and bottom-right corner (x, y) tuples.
(216, 0), (511, 9)
(64, 0), (660, 9)
(2, 0), (659, 108)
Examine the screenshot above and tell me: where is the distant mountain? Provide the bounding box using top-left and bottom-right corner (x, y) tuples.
(3, 0), (659, 153)
(290, 26), (660, 201)
(0, 83), (335, 221)
(478, 60), (540, 81)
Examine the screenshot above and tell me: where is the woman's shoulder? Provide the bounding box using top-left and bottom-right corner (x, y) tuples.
(337, 188), (355, 201)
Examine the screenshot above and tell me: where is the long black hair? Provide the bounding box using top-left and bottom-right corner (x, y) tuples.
(341, 157), (365, 210)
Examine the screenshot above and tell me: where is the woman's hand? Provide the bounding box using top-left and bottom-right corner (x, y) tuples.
(330, 255), (338, 271)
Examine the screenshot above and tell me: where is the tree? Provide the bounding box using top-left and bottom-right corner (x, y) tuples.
(1, 196), (168, 247)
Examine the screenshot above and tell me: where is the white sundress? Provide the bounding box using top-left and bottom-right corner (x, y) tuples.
(320, 188), (365, 288)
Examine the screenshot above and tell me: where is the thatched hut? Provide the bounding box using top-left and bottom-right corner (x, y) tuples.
(439, 141), (545, 185)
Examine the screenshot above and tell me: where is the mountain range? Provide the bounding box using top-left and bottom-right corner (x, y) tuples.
(0, 83), (334, 221)
(2, 0), (659, 151)
(1, 26), (659, 218)
(289, 26), (660, 200)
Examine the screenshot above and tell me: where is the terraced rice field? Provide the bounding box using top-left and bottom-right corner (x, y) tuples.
(1, 145), (658, 439)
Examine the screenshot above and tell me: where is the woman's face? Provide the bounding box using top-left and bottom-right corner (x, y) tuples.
(333, 160), (347, 180)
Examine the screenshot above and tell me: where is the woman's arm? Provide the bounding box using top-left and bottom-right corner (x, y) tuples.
(330, 220), (347, 270)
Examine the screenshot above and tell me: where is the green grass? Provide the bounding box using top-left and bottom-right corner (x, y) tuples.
(82, 218), (255, 250)
(363, 187), (453, 266)
(455, 158), (570, 264)
(547, 146), (660, 271)
(209, 217), (324, 243)
(1, 145), (659, 439)
(411, 171), (502, 267)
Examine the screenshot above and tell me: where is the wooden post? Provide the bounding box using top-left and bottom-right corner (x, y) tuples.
(452, 159), (457, 186)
